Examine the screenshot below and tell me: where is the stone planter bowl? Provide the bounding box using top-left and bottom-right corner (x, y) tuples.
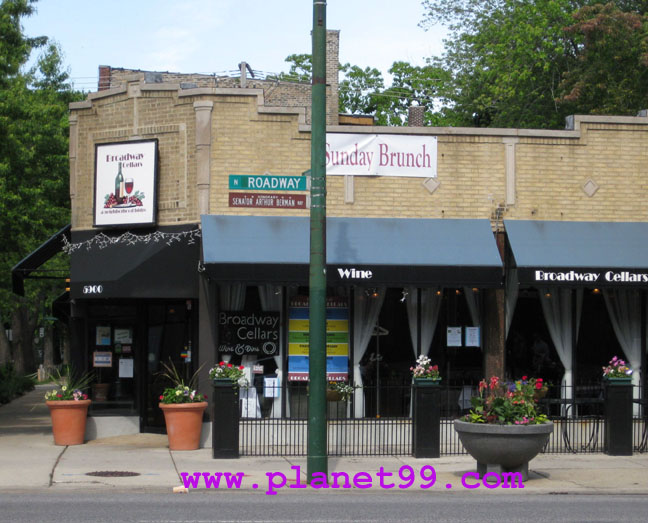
(454, 419), (554, 481)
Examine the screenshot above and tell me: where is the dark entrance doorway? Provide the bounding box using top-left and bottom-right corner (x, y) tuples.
(141, 300), (197, 433)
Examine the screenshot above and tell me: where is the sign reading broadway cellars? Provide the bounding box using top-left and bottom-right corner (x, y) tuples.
(218, 311), (280, 356)
(94, 139), (158, 227)
(522, 268), (648, 286)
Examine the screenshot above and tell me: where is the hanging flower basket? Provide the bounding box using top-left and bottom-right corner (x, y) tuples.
(326, 389), (343, 402)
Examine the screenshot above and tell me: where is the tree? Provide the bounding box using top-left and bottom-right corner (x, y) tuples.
(0, 0), (81, 372)
(420, 0), (648, 128)
(559, 3), (648, 115)
(372, 61), (457, 126)
(281, 54), (456, 126)
(421, 0), (581, 128)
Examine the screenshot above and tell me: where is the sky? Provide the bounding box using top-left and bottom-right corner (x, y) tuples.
(21, 0), (447, 91)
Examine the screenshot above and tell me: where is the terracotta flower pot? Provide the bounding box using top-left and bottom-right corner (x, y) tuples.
(46, 400), (91, 446)
(159, 402), (207, 450)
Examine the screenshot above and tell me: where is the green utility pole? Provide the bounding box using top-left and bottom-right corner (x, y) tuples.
(307, 0), (328, 482)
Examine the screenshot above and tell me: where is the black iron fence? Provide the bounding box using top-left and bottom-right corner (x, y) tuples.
(236, 381), (647, 456)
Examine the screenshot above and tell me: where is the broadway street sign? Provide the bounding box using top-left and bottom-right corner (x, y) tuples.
(229, 174), (308, 191)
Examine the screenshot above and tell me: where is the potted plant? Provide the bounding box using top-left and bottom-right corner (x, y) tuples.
(602, 356), (633, 383)
(158, 361), (207, 451)
(209, 361), (246, 385)
(209, 361), (246, 459)
(45, 366), (94, 446)
(410, 355), (441, 385)
(326, 381), (355, 402)
(454, 376), (553, 481)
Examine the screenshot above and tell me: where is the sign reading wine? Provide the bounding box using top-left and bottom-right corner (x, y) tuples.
(93, 139), (158, 227)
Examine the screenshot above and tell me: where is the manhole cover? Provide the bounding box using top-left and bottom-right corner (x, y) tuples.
(86, 471), (141, 477)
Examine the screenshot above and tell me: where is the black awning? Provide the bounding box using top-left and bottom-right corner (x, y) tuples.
(201, 215), (504, 287)
(505, 220), (648, 286)
(11, 224), (71, 296)
(70, 225), (200, 299)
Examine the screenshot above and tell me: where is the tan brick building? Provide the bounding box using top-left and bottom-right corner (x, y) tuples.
(56, 31), (648, 438)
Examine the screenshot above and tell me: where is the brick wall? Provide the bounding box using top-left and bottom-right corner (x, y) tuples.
(71, 62), (648, 233)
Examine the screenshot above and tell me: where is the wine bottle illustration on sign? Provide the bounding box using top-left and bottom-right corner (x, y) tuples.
(114, 162), (124, 204)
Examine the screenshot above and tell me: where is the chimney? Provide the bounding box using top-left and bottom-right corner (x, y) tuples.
(408, 105), (425, 127)
(98, 65), (111, 91)
(326, 30), (340, 125)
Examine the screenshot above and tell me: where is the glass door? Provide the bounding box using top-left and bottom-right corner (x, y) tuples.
(141, 301), (194, 432)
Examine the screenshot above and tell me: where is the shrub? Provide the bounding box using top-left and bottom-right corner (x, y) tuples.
(0, 362), (35, 404)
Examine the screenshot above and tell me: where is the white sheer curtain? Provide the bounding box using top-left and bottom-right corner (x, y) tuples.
(539, 287), (583, 412)
(259, 284), (284, 417)
(463, 287), (481, 327)
(353, 287), (385, 418)
(218, 284), (246, 363)
(603, 289), (642, 415)
(506, 268), (519, 338)
(405, 287), (443, 357)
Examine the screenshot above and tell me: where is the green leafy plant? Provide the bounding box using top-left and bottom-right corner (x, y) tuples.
(158, 360), (206, 404)
(0, 362), (35, 404)
(44, 365), (94, 401)
(465, 376), (549, 425)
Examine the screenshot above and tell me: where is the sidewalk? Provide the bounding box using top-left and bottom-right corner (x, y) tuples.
(1, 386), (648, 494)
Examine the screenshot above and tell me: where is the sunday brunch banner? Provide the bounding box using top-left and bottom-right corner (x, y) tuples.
(326, 134), (437, 177)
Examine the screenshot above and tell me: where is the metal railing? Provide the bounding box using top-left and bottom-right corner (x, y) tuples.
(237, 381), (648, 456)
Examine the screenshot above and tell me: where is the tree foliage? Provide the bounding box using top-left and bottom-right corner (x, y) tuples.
(0, 0), (82, 371)
(420, 0), (648, 128)
(559, 3), (648, 115)
(281, 54), (454, 126)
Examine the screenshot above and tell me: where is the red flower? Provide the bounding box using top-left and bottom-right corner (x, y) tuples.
(219, 361), (225, 366)
(239, 365), (244, 370)
(204, 395), (207, 399)
(227, 363), (232, 368)
(522, 375), (528, 380)
(535, 382), (543, 390)
(57, 394), (62, 398)
(159, 395), (164, 400)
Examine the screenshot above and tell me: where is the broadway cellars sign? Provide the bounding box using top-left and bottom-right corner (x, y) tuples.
(526, 268), (648, 286)
(218, 311), (280, 356)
